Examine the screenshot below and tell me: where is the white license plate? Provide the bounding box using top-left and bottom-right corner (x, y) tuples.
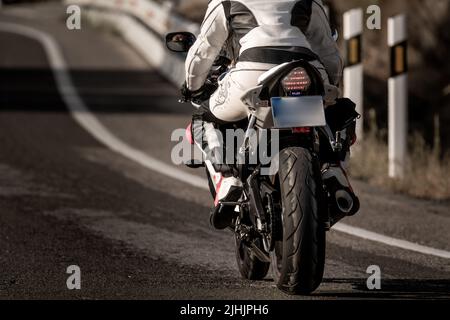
(271, 96), (326, 128)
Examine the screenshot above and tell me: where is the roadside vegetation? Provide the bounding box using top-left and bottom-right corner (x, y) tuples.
(350, 109), (450, 201)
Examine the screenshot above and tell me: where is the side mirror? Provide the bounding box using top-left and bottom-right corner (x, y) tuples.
(332, 29), (339, 42)
(165, 32), (196, 52)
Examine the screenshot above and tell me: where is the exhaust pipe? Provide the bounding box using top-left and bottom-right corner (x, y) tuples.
(335, 189), (354, 214)
(322, 166), (360, 226)
(328, 188), (359, 227)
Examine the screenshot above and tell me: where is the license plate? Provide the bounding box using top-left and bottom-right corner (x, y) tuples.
(271, 96), (326, 129)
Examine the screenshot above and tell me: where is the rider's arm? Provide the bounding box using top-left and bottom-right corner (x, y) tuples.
(185, 0), (230, 92)
(305, 0), (343, 86)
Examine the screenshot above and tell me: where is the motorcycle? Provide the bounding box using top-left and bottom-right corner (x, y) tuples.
(166, 32), (360, 295)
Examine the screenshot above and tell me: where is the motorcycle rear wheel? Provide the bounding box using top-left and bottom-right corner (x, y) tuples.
(271, 147), (326, 295)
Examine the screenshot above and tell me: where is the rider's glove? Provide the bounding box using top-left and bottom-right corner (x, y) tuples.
(181, 81), (205, 101)
(180, 81), (191, 100)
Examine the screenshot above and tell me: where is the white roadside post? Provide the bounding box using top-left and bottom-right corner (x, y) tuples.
(388, 15), (408, 178)
(343, 8), (364, 140)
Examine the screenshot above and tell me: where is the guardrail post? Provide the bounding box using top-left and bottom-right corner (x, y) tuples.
(343, 8), (364, 141)
(388, 15), (408, 179)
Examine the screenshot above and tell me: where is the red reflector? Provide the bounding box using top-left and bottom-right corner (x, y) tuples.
(185, 122), (194, 145)
(293, 127), (311, 134)
(351, 133), (357, 146)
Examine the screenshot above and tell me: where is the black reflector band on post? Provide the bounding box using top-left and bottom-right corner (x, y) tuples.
(390, 41), (408, 77)
(346, 35), (362, 67)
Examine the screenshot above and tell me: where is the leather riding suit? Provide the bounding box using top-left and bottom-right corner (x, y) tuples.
(185, 0), (348, 229)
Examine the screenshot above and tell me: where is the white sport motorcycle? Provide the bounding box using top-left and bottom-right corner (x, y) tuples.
(167, 32), (360, 295)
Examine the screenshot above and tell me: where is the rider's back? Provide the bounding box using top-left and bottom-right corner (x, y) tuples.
(219, 0), (331, 64)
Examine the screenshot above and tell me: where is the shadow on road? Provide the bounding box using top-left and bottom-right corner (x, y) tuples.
(319, 278), (450, 300)
(0, 67), (187, 114)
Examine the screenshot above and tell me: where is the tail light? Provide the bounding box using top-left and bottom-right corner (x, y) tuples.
(292, 127), (311, 134)
(281, 67), (311, 96)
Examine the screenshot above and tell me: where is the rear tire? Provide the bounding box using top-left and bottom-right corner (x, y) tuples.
(271, 147), (326, 295)
(235, 236), (270, 280)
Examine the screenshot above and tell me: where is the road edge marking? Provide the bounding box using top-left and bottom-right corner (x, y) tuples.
(333, 223), (450, 259)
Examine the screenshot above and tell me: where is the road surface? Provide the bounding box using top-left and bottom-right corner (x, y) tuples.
(0, 2), (449, 300)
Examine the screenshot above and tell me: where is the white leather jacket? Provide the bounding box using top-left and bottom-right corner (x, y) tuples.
(185, 0), (343, 91)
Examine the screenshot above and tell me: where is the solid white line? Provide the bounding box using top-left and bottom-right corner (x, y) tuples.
(2, 22), (449, 260)
(333, 223), (450, 260)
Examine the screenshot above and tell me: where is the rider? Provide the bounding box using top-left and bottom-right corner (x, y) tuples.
(183, 0), (356, 229)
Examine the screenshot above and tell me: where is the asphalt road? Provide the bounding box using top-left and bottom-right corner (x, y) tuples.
(0, 2), (449, 300)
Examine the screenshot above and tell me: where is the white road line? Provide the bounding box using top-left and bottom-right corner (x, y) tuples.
(333, 223), (450, 259)
(2, 22), (449, 260)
